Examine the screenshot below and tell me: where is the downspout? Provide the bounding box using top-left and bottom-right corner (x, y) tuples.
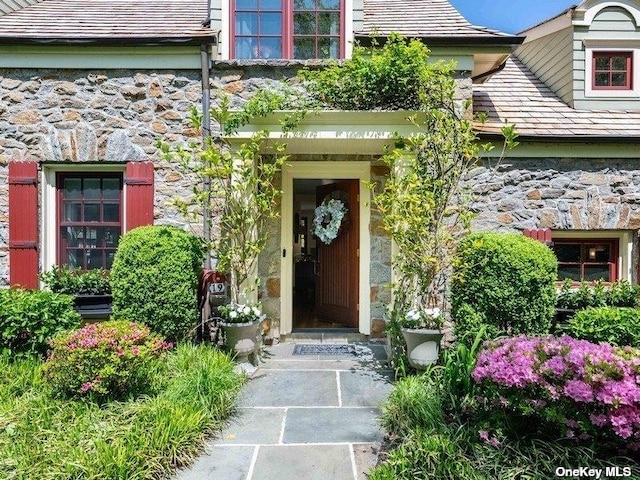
(201, 41), (212, 270)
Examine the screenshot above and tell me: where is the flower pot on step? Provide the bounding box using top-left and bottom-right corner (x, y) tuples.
(220, 319), (261, 366)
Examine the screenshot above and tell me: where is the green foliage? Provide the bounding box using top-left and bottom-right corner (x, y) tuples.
(0, 345), (244, 479)
(371, 352), (640, 480)
(557, 278), (640, 310)
(451, 233), (557, 345)
(43, 321), (172, 401)
(0, 289), (81, 358)
(560, 307), (640, 347)
(159, 98), (287, 303)
(110, 226), (204, 341)
(439, 327), (486, 412)
(301, 34), (450, 110)
(40, 264), (111, 295)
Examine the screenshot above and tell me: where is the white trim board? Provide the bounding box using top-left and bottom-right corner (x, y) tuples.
(280, 161), (371, 334)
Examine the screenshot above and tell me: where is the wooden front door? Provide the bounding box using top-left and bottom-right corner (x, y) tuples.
(315, 180), (359, 328)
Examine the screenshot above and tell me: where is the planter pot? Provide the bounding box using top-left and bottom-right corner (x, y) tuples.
(220, 320), (261, 366)
(74, 294), (112, 321)
(401, 328), (445, 371)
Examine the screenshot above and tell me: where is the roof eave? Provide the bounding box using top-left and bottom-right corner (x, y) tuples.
(477, 132), (640, 143)
(0, 35), (217, 46)
(354, 34), (524, 47)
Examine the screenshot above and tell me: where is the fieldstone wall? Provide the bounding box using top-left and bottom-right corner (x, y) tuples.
(0, 68), (212, 286)
(369, 164), (392, 337)
(468, 158), (640, 233)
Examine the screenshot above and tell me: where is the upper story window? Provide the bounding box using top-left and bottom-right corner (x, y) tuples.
(592, 51), (632, 90)
(57, 173), (122, 270)
(232, 0), (343, 60)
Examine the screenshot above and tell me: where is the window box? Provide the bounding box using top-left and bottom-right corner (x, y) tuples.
(74, 294), (113, 321)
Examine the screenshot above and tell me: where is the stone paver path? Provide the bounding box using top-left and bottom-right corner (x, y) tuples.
(174, 341), (393, 480)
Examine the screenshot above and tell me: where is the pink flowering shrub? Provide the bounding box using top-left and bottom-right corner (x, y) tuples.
(43, 320), (172, 400)
(472, 336), (640, 446)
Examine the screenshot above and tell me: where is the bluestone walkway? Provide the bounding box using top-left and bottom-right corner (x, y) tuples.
(174, 340), (393, 480)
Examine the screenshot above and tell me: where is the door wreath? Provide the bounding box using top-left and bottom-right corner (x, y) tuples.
(313, 198), (347, 244)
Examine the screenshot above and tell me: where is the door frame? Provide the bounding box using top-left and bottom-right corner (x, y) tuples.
(280, 161), (371, 334)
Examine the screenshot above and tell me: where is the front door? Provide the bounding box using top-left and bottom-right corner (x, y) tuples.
(315, 180), (359, 328)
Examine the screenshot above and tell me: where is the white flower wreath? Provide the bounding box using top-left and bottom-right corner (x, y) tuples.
(313, 199), (347, 244)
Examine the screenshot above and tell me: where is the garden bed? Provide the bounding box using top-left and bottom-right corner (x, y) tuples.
(0, 344), (244, 479)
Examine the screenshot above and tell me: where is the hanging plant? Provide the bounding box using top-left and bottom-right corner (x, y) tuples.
(313, 199), (347, 244)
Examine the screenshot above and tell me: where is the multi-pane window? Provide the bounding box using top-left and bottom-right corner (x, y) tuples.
(232, 0), (343, 59)
(593, 52), (632, 90)
(553, 239), (618, 282)
(293, 0), (340, 59)
(57, 173), (122, 270)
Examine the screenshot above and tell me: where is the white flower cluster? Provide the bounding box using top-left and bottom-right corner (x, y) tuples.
(313, 199), (347, 245)
(219, 303), (263, 324)
(404, 307), (442, 329)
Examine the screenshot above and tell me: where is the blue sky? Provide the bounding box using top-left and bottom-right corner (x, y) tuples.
(449, 0), (577, 34)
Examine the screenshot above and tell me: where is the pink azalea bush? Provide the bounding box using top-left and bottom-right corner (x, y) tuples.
(472, 336), (640, 445)
(44, 320), (172, 400)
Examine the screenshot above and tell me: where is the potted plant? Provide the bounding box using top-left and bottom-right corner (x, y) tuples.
(159, 98), (288, 356)
(40, 265), (112, 320)
(398, 307), (446, 370)
(218, 303), (265, 366)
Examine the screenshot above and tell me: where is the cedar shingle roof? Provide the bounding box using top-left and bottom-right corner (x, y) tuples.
(473, 57), (640, 138)
(360, 0), (514, 39)
(0, 0), (214, 44)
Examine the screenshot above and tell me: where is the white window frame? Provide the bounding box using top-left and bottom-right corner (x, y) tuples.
(41, 164), (126, 284)
(584, 43), (640, 98)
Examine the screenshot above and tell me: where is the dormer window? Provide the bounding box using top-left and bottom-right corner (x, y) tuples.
(592, 51), (632, 90)
(231, 0), (344, 60)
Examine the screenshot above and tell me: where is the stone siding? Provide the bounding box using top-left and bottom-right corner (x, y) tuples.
(468, 158), (640, 234)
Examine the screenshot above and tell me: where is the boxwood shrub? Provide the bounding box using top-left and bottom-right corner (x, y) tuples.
(451, 232), (557, 345)
(560, 307), (640, 347)
(0, 288), (81, 357)
(110, 226), (204, 341)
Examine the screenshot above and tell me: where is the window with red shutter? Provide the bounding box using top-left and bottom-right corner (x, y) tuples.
(8, 161), (39, 289)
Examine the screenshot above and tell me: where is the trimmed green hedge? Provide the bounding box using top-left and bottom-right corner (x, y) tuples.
(451, 232), (557, 345)
(0, 289), (81, 357)
(560, 307), (640, 347)
(110, 226), (204, 341)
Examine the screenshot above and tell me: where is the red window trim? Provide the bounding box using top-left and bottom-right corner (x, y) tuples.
(56, 172), (123, 270)
(553, 238), (618, 283)
(230, 0), (346, 60)
(592, 51), (633, 91)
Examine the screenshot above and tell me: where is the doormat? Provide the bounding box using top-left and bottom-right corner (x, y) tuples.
(293, 344), (356, 356)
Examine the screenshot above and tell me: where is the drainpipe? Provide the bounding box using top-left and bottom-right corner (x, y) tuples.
(201, 41), (212, 270)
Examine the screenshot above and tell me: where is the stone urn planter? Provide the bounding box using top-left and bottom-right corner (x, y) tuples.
(220, 319), (262, 366)
(401, 328), (446, 370)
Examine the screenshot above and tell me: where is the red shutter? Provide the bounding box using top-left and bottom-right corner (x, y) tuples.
(125, 161), (155, 231)
(8, 161), (39, 289)
(523, 228), (553, 246)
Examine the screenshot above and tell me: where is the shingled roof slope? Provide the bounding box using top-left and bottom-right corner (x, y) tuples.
(0, 0), (42, 16)
(360, 0), (513, 38)
(0, 0), (214, 44)
(473, 57), (640, 138)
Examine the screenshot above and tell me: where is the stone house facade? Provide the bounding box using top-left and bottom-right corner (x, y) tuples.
(1, 0), (639, 336)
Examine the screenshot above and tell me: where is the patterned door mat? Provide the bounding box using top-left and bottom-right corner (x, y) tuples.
(292, 344), (356, 356)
